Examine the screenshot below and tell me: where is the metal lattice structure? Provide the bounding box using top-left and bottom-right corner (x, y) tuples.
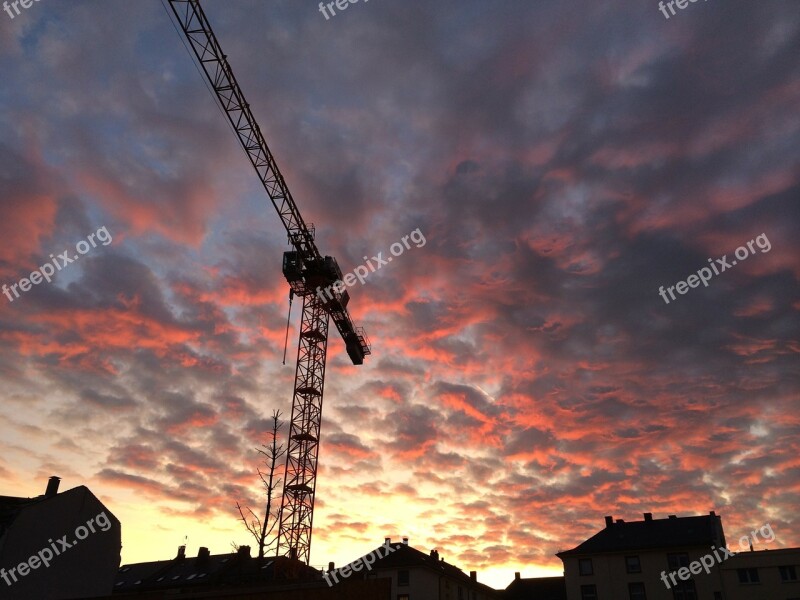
(167, 0), (370, 565)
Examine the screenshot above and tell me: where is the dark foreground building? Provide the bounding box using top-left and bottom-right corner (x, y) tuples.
(556, 511), (800, 600)
(106, 544), (390, 600)
(504, 573), (566, 600)
(0, 476), (121, 599)
(324, 537), (499, 600)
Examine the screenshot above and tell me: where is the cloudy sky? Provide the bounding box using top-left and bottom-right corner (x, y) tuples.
(0, 0), (798, 589)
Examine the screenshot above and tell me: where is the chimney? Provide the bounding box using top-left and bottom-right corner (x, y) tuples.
(430, 549), (439, 560)
(238, 545), (251, 557)
(644, 513), (653, 521)
(198, 547), (210, 560)
(710, 510), (716, 516)
(668, 515), (677, 519)
(402, 537), (409, 545)
(470, 571), (477, 581)
(176, 545), (186, 560)
(385, 537), (391, 544)
(515, 572), (521, 580)
(45, 476), (60, 498)
(616, 519), (625, 524)
(328, 561), (335, 572)
(604, 516), (613, 528)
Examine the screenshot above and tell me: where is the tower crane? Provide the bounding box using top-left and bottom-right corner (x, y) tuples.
(167, 0), (371, 565)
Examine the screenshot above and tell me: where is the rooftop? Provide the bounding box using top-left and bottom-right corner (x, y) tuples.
(505, 575), (566, 600)
(557, 512), (726, 557)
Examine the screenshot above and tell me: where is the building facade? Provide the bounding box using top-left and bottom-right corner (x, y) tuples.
(0, 476), (121, 599)
(719, 547), (800, 599)
(556, 511), (800, 600)
(557, 512), (728, 600)
(328, 537), (499, 600)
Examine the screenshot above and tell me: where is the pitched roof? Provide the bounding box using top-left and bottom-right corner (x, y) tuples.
(0, 494), (34, 538)
(358, 541), (498, 594)
(0, 484), (107, 540)
(113, 548), (319, 593)
(504, 576), (566, 600)
(556, 514), (726, 557)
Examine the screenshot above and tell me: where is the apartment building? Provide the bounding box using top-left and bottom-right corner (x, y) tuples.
(719, 546), (800, 599)
(331, 537), (499, 600)
(556, 512), (728, 600)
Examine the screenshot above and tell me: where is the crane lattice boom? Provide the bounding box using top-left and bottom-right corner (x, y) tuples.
(167, 0), (370, 564)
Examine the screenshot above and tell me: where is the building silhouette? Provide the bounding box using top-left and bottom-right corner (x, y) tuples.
(557, 512), (800, 600)
(0, 476), (121, 599)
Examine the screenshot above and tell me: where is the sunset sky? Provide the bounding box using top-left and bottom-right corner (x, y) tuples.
(0, 0), (798, 590)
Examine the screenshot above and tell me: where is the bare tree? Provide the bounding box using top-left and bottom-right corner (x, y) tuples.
(235, 410), (285, 559)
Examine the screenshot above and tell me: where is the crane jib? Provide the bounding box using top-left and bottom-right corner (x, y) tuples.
(166, 0), (370, 567)
(166, 0), (368, 361)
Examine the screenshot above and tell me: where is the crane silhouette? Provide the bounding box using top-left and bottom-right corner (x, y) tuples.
(167, 0), (371, 565)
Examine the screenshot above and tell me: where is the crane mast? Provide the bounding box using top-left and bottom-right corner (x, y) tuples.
(167, 0), (370, 565)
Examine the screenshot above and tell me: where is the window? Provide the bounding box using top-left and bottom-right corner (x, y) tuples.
(579, 558), (594, 575)
(737, 568), (760, 584)
(629, 582), (646, 600)
(398, 570), (410, 586)
(397, 595), (410, 600)
(458, 586), (464, 600)
(667, 554), (696, 600)
(626, 555), (642, 573)
(667, 553), (690, 571)
(780, 565), (798, 582)
(671, 580), (696, 600)
(736, 568), (759, 584)
(713, 593), (723, 600)
(580, 585), (598, 600)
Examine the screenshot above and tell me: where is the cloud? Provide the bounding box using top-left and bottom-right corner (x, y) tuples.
(0, 0), (797, 586)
